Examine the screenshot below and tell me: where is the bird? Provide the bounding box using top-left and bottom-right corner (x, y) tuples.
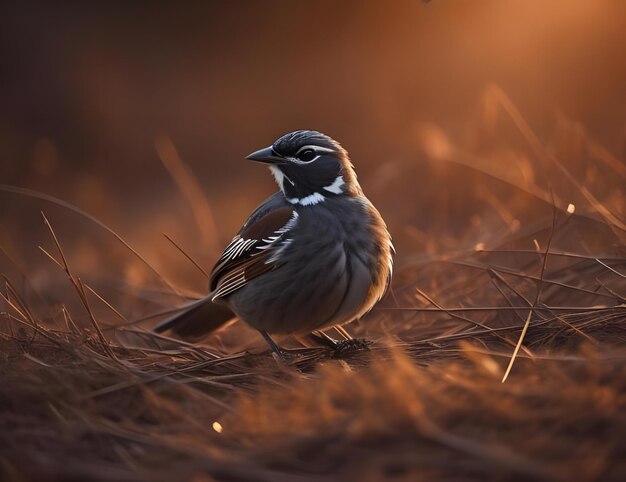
(154, 130), (393, 357)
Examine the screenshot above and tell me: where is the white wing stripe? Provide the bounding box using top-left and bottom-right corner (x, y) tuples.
(213, 210), (300, 299)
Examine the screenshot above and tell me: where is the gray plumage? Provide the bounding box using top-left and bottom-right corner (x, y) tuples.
(155, 130), (393, 350)
(226, 193), (375, 334)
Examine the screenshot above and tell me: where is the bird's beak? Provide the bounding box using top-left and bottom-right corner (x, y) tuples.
(246, 146), (285, 164)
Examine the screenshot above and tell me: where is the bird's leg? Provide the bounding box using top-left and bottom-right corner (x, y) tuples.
(309, 330), (341, 349)
(259, 330), (287, 361)
(334, 325), (353, 340)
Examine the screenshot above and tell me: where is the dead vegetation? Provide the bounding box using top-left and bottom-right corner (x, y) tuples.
(1, 91), (625, 481)
(1, 308), (624, 481)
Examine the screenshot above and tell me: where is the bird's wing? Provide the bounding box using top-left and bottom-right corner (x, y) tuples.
(209, 202), (298, 300)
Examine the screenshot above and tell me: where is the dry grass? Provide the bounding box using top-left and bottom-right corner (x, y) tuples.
(1, 314), (624, 481)
(1, 91), (625, 481)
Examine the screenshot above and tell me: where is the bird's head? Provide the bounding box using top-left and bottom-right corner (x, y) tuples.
(246, 130), (361, 206)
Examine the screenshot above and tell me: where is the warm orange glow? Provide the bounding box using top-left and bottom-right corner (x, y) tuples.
(0, 2), (624, 481)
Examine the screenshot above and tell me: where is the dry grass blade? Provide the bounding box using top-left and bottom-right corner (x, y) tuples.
(487, 85), (626, 233)
(83, 283), (128, 322)
(0, 183), (182, 297)
(415, 287), (533, 358)
(40, 211), (118, 361)
(502, 198), (558, 383)
(595, 258), (625, 278)
(378, 306), (614, 313)
(163, 232), (210, 280)
(0, 289), (29, 323)
(444, 258), (619, 301)
(156, 137), (220, 256)
(500, 310), (533, 383)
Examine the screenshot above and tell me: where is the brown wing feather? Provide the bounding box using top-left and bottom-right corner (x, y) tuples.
(240, 207), (295, 239)
(209, 206), (297, 299)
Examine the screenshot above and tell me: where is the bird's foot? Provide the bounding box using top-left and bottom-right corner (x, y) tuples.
(270, 350), (288, 363)
(308, 331), (373, 357)
(330, 338), (373, 357)
(269, 347), (308, 363)
(259, 330), (309, 364)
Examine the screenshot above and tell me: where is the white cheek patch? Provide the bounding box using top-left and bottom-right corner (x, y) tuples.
(323, 175), (345, 194)
(269, 165), (294, 191)
(268, 165), (284, 187)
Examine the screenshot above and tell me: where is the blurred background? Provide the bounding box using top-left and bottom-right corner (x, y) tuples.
(0, 0), (624, 337)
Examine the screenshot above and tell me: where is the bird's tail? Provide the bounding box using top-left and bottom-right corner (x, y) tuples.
(154, 295), (236, 340)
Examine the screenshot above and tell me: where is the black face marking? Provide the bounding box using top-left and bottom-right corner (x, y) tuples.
(280, 157), (341, 200)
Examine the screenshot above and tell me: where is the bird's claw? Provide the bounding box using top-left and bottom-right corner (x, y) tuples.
(331, 338), (373, 357)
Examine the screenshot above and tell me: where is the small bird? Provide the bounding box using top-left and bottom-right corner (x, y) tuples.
(155, 130), (393, 357)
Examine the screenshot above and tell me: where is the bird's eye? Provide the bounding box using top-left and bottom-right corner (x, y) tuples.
(297, 148), (317, 162)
